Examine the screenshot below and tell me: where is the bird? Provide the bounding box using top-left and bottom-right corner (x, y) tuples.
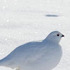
(0, 31), (64, 70)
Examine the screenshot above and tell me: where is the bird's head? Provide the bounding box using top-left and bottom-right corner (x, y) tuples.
(43, 31), (64, 44)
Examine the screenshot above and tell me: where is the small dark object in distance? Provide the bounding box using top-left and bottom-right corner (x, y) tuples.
(46, 14), (59, 17)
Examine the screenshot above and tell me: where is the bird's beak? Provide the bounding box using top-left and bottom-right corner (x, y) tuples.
(61, 34), (64, 37)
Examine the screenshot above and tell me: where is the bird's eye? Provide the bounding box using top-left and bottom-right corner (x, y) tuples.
(57, 34), (59, 36)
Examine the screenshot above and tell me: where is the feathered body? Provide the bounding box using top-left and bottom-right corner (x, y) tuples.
(0, 31), (64, 70)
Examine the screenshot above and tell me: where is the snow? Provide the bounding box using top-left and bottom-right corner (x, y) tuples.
(0, 0), (70, 70)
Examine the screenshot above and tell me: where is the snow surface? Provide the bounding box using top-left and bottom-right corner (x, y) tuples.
(0, 0), (70, 70)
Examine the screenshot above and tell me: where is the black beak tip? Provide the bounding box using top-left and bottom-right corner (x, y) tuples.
(62, 35), (64, 37)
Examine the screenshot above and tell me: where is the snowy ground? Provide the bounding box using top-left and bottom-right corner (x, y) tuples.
(0, 0), (70, 70)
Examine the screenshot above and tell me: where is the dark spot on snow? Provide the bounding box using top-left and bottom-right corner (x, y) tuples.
(46, 14), (59, 17)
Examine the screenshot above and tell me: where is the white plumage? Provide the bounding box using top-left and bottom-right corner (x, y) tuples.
(0, 31), (64, 70)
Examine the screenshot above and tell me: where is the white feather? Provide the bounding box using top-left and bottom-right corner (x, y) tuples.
(0, 31), (64, 70)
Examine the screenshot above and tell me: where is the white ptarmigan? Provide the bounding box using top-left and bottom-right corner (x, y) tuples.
(0, 31), (64, 70)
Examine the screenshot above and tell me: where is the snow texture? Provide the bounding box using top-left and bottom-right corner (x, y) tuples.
(0, 0), (70, 70)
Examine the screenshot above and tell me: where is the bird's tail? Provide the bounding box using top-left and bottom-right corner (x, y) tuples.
(0, 59), (5, 66)
(0, 57), (8, 67)
(0, 57), (15, 69)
